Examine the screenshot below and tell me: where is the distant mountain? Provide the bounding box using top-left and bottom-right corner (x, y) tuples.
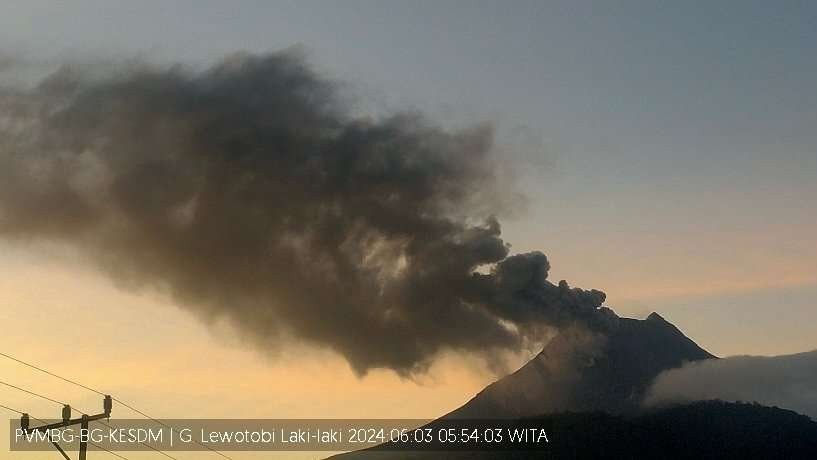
(331, 400), (817, 459)
(447, 312), (716, 419)
(330, 315), (817, 459)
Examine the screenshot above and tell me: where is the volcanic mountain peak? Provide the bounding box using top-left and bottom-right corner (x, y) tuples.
(646, 311), (668, 324)
(446, 312), (715, 419)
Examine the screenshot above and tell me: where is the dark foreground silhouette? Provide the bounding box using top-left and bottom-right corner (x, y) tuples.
(448, 313), (716, 420)
(331, 401), (817, 459)
(333, 315), (815, 458)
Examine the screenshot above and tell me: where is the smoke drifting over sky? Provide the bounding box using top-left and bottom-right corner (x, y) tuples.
(645, 350), (817, 420)
(0, 50), (608, 375)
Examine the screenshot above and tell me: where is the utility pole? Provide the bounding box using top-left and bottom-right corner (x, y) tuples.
(20, 395), (112, 460)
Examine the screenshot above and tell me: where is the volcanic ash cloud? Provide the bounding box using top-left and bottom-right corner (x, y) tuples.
(0, 50), (609, 375)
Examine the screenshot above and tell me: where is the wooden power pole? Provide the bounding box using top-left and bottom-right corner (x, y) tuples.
(20, 395), (112, 460)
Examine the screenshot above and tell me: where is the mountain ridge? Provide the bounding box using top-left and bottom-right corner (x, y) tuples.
(330, 400), (817, 459)
(445, 312), (716, 418)
(329, 314), (817, 459)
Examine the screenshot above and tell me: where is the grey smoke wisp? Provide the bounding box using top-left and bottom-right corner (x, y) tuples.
(0, 50), (607, 375)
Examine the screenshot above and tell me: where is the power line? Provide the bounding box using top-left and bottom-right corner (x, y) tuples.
(0, 350), (233, 459)
(0, 402), (25, 414)
(87, 440), (131, 460)
(0, 351), (106, 395)
(111, 398), (231, 459)
(0, 380), (184, 460)
(91, 419), (178, 460)
(0, 378), (90, 415)
(0, 375), (170, 460)
(0, 403), (131, 460)
(0, 378), (67, 406)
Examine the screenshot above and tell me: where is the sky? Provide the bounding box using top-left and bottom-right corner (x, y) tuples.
(0, 1), (815, 458)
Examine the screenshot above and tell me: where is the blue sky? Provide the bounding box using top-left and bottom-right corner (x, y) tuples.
(1, 0), (815, 355)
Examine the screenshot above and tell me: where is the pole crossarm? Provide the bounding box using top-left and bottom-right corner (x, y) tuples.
(24, 412), (110, 434)
(18, 395), (113, 459)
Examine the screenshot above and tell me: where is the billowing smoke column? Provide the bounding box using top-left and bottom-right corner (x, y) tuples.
(0, 50), (608, 375)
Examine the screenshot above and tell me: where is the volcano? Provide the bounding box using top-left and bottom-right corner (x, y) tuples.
(330, 315), (817, 459)
(446, 312), (716, 419)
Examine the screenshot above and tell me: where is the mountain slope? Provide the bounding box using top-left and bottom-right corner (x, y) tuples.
(330, 315), (817, 459)
(446, 312), (715, 418)
(331, 401), (817, 459)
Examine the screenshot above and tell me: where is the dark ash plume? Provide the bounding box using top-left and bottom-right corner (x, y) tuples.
(0, 50), (609, 375)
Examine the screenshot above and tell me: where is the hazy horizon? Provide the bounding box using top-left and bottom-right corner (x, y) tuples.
(1, 2), (815, 459)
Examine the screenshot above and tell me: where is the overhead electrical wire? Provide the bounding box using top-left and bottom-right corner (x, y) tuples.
(0, 350), (233, 459)
(91, 418), (179, 460)
(0, 351), (106, 395)
(0, 402), (131, 460)
(0, 402), (25, 414)
(0, 378), (68, 406)
(0, 378), (90, 415)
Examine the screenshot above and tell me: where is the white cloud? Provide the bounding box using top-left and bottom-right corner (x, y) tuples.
(644, 350), (817, 419)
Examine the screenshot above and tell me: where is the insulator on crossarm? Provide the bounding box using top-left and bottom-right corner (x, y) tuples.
(103, 395), (112, 417)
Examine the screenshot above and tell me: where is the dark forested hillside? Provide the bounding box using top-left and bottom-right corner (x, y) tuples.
(331, 401), (817, 459)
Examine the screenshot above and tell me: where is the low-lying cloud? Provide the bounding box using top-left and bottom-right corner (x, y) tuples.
(644, 350), (817, 419)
